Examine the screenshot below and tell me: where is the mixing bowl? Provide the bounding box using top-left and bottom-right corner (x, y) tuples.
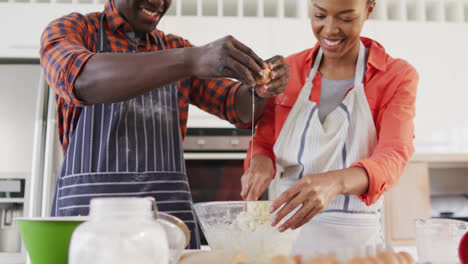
(415, 218), (468, 263)
(194, 201), (301, 263)
(16, 216), (87, 264)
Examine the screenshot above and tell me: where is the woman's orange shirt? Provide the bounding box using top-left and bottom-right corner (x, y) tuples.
(246, 37), (419, 206)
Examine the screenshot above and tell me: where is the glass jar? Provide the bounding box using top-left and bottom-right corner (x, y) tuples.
(68, 197), (169, 264)
(415, 218), (468, 263)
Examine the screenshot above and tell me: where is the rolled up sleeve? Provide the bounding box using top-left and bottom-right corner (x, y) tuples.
(352, 66), (419, 205)
(189, 78), (251, 129)
(40, 13), (95, 107)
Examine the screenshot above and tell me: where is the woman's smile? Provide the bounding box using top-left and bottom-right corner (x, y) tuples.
(321, 37), (345, 51)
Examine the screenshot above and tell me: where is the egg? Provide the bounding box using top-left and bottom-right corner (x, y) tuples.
(307, 257), (327, 264)
(365, 257), (385, 264)
(291, 255), (303, 264)
(396, 252), (414, 264)
(307, 258), (324, 264)
(323, 254), (338, 264)
(255, 68), (272, 85)
(232, 251), (250, 264)
(376, 252), (399, 264)
(268, 255), (296, 264)
(347, 257), (375, 264)
(393, 252), (407, 264)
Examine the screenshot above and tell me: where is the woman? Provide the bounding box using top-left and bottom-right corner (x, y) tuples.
(240, 0), (418, 253)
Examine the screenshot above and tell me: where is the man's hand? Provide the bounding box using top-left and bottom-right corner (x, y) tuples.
(240, 155), (275, 201)
(190, 35), (268, 87)
(234, 55), (290, 123)
(254, 55), (290, 99)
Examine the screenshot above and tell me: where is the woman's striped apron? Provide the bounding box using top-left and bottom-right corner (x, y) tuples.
(272, 42), (383, 254)
(51, 12), (200, 249)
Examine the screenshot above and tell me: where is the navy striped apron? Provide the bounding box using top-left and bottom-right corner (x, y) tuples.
(51, 12), (200, 249)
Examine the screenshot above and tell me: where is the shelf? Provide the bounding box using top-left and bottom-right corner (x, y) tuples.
(0, 198), (24, 204)
(0, 252), (25, 264)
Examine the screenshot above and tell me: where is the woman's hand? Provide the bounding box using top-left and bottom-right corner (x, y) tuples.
(270, 167), (369, 231)
(240, 155), (275, 201)
(253, 55), (290, 99)
(269, 171), (344, 232)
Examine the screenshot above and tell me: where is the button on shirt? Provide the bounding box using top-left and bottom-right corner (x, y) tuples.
(245, 38), (419, 206)
(40, 0), (247, 153)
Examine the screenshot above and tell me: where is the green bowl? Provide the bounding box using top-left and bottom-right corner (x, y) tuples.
(15, 217), (88, 264)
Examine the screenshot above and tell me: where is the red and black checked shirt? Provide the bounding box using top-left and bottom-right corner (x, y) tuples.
(40, 0), (247, 153)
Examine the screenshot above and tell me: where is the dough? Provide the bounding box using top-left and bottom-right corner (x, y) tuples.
(236, 202), (272, 232)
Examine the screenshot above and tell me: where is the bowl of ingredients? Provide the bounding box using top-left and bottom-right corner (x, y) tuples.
(194, 201), (301, 263)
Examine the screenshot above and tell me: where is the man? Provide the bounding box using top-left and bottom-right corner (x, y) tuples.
(40, 0), (289, 248)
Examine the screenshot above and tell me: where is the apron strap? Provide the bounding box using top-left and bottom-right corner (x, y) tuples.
(302, 41), (366, 101)
(98, 12), (106, 52)
(354, 42), (366, 87)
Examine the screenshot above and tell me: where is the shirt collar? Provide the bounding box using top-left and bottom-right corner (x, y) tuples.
(104, 0), (159, 44)
(306, 37), (388, 72)
(104, 0), (127, 33)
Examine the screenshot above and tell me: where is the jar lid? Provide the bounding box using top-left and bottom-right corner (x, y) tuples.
(90, 197), (154, 217)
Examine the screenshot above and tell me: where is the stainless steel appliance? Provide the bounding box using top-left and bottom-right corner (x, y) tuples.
(0, 60), (46, 264)
(431, 195), (468, 222)
(183, 127), (260, 203)
(0, 204), (22, 252)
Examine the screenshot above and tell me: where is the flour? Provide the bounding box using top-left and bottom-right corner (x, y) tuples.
(203, 202), (300, 264)
(236, 201), (271, 232)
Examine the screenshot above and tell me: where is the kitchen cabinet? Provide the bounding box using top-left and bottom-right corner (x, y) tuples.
(384, 154), (468, 246)
(384, 160), (431, 246)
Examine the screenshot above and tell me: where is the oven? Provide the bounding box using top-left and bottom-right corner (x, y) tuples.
(183, 127), (252, 203)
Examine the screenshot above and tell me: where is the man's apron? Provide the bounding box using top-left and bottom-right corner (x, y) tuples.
(51, 12), (200, 249)
(272, 42), (383, 254)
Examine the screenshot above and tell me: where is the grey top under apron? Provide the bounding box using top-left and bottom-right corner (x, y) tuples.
(318, 76), (354, 123)
(318, 48), (368, 123)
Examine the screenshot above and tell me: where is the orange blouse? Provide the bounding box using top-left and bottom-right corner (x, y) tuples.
(245, 37), (419, 206)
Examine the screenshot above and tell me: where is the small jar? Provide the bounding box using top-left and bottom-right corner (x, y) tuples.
(68, 197), (169, 264)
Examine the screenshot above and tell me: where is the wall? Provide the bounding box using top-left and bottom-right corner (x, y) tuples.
(0, 65), (41, 178)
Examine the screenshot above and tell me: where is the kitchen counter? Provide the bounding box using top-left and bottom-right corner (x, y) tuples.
(195, 246), (419, 262)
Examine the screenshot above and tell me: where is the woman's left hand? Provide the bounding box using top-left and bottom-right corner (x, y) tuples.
(269, 172), (343, 232)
